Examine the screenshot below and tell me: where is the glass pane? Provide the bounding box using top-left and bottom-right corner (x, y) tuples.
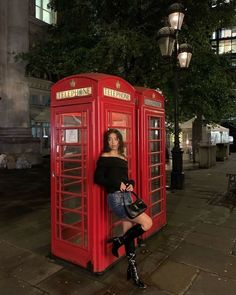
(150, 165), (160, 177)
(62, 197), (82, 210)
(150, 153), (160, 164)
(62, 211), (82, 225)
(149, 117), (160, 128)
(111, 112), (130, 127)
(232, 40), (236, 53)
(151, 202), (161, 216)
(62, 178), (82, 193)
(42, 95), (50, 106)
(151, 190), (161, 203)
(36, 0), (41, 7)
(62, 146), (83, 158)
(43, 0), (50, 10)
(63, 129), (81, 143)
(149, 130), (160, 140)
(220, 28), (232, 38)
(151, 178), (161, 190)
(119, 128), (127, 141)
(63, 115), (82, 127)
(61, 226), (82, 245)
(111, 223), (123, 237)
(232, 27), (236, 37)
(62, 161), (82, 177)
(35, 7), (41, 19)
(43, 11), (50, 23)
(150, 141), (160, 152)
(224, 40), (231, 53)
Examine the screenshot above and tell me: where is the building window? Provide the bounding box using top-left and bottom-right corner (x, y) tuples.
(30, 94), (40, 105)
(211, 0), (230, 7)
(42, 95), (50, 106)
(35, 0), (56, 24)
(211, 26), (236, 66)
(219, 39), (233, 54)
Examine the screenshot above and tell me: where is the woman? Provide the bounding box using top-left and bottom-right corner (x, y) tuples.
(94, 129), (153, 289)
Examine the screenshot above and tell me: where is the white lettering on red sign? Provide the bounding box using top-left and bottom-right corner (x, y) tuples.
(56, 87), (92, 100)
(103, 87), (131, 101)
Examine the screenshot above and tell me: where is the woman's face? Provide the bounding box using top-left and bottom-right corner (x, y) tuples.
(108, 133), (119, 151)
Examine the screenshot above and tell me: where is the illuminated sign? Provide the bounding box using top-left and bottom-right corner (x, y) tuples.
(56, 87), (92, 100)
(103, 88), (131, 101)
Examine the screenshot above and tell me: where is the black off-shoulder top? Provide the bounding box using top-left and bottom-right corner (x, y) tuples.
(94, 156), (135, 193)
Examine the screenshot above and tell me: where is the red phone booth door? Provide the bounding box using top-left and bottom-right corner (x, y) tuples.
(51, 104), (92, 267)
(104, 107), (135, 255)
(145, 112), (166, 235)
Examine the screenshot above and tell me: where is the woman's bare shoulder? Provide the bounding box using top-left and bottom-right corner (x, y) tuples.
(100, 153), (127, 161)
(101, 152), (110, 157)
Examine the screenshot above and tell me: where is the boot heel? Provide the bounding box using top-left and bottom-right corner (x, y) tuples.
(107, 237), (122, 258)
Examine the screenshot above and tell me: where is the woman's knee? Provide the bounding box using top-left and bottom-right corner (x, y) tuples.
(142, 215), (153, 231)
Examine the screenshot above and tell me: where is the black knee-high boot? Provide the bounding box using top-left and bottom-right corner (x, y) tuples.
(124, 238), (147, 289)
(108, 224), (145, 257)
(126, 252), (147, 289)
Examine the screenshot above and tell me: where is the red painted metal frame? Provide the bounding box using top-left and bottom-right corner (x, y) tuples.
(135, 87), (166, 239)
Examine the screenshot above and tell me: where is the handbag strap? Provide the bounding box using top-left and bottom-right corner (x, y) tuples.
(123, 191), (141, 200)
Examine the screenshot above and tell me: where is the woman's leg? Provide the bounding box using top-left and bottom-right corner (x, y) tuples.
(108, 213), (152, 257)
(122, 220), (133, 233)
(131, 212), (153, 231)
(122, 217), (148, 289)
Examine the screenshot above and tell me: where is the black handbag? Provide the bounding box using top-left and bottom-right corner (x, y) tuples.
(123, 191), (147, 219)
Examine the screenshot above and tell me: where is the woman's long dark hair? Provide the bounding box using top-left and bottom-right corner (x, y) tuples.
(103, 129), (125, 155)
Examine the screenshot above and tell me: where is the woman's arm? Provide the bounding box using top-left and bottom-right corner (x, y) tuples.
(94, 159), (109, 187)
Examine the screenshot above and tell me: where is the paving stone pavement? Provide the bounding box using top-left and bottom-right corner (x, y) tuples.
(0, 154), (236, 295)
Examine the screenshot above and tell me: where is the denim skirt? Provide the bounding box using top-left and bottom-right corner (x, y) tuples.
(107, 191), (133, 219)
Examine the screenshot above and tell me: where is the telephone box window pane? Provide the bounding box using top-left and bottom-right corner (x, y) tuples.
(62, 161), (82, 177)
(149, 130), (160, 140)
(61, 226), (82, 245)
(111, 113), (130, 127)
(151, 190), (161, 203)
(112, 222), (123, 237)
(151, 178), (160, 190)
(63, 129), (81, 143)
(63, 115), (82, 127)
(151, 165), (160, 177)
(149, 118), (160, 128)
(150, 141), (160, 152)
(63, 211), (81, 225)
(150, 153), (160, 164)
(62, 178), (82, 193)
(118, 128), (127, 141)
(62, 196), (82, 210)
(151, 202), (161, 216)
(63, 146), (82, 158)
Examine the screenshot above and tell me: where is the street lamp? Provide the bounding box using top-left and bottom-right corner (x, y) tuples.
(157, 3), (192, 189)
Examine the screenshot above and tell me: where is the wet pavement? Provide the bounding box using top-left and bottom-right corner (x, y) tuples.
(0, 155), (236, 294)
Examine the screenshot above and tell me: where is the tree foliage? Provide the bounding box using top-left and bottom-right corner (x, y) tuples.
(21, 0), (236, 124)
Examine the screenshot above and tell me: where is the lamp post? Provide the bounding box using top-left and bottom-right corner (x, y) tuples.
(157, 3), (192, 189)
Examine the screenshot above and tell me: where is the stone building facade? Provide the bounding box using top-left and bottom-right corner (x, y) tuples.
(0, 0), (54, 167)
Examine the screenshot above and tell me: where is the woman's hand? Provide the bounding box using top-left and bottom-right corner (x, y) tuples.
(125, 183), (134, 192)
(120, 182), (127, 192)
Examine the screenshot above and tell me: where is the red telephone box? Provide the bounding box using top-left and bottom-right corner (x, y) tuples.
(135, 87), (166, 238)
(50, 73), (136, 273)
